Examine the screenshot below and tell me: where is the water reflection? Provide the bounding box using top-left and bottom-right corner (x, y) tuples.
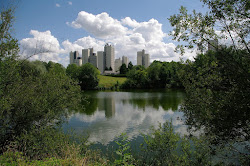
(64, 90), (186, 145)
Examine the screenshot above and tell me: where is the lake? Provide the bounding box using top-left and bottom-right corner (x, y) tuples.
(63, 89), (188, 150)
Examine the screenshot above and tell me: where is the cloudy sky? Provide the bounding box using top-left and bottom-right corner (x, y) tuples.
(7, 0), (206, 66)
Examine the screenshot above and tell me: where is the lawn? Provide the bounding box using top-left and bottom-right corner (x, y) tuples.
(98, 75), (127, 89)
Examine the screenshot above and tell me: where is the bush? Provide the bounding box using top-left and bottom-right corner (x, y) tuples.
(138, 121), (211, 165)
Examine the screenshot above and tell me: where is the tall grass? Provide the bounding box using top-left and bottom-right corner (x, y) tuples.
(98, 75), (126, 89)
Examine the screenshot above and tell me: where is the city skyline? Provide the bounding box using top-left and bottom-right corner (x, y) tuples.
(70, 44), (134, 74)
(6, 0), (210, 67)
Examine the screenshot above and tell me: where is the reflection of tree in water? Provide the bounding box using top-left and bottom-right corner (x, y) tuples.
(76, 91), (116, 118)
(80, 91), (99, 115)
(127, 90), (184, 111)
(76, 90), (184, 118)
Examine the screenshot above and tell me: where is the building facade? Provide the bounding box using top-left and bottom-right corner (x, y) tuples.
(69, 51), (82, 66)
(69, 45), (131, 74)
(122, 56), (129, 67)
(137, 49), (150, 68)
(82, 49), (90, 64)
(97, 51), (105, 74)
(89, 53), (98, 68)
(115, 58), (122, 72)
(104, 43), (115, 72)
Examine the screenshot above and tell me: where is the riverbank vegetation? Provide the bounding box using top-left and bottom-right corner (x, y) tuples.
(1, 0), (249, 165)
(121, 61), (184, 89)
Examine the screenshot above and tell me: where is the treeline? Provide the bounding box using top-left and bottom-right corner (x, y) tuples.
(66, 61), (184, 90)
(122, 61), (184, 89)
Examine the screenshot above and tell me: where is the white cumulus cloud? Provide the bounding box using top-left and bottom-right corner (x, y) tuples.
(19, 11), (197, 67)
(68, 1), (72, 5)
(70, 11), (127, 39)
(20, 30), (64, 64)
(68, 11), (196, 64)
(55, 3), (60, 7)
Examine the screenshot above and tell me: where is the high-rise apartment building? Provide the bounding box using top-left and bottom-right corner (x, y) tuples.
(82, 49), (90, 64)
(97, 51), (105, 74)
(104, 44), (115, 72)
(76, 57), (82, 66)
(69, 51), (82, 66)
(69, 44), (119, 74)
(122, 56), (129, 67)
(115, 58), (122, 72)
(89, 53), (98, 68)
(137, 49), (150, 68)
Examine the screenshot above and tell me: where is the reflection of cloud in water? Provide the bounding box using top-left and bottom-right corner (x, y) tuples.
(70, 107), (185, 145)
(65, 91), (189, 145)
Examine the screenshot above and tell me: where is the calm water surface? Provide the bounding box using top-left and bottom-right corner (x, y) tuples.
(63, 89), (187, 148)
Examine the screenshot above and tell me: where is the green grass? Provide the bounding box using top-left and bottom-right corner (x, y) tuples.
(98, 75), (127, 89)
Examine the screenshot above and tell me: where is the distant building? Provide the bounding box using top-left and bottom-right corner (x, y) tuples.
(97, 51), (105, 74)
(104, 43), (115, 72)
(89, 53), (98, 67)
(115, 58), (122, 72)
(82, 49), (90, 64)
(69, 51), (81, 66)
(70, 44), (119, 74)
(137, 49), (150, 68)
(122, 56), (129, 67)
(76, 57), (82, 66)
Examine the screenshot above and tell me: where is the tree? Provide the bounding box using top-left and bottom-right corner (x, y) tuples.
(66, 63), (80, 80)
(128, 61), (133, 70)
(169, 0), (249, 54)
(119, 63), (128, 74)
(147, 61), (162, 88)
(0, 8), (19, 59)
(78, 63), (100, 90)
(0, 7), (81, 153)
(122, 65), (149, 89)
(169, 1), (250, 162)
(45, 61), (66, 75)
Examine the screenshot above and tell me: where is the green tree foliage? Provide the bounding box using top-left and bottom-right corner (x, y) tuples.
(147, 61), (183, 88)
(66, 63), (80, 80)
(169, 1), (250, 162)
(169, 0), (249, 54)
(45, 61), (66, 75)
(122, 62), (184, 89)
(122, 65), (149, 89)
(180, 48), (250, 143)
(78, 63), (100, 90)
(0, 8), (19, 59)
(137, 122), (211, 165)
(0, 7), (81, 154)
(119, 63), (128, 74)
(128, 61), (133, 70)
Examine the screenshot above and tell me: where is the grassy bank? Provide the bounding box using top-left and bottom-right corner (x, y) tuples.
(98, 75), (127, 89)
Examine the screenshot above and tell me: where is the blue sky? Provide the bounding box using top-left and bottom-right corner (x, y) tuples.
(4, 0), (207, 66)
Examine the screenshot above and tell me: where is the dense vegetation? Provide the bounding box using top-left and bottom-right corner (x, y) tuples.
(122, 61), (184, 89)
(168, 0), (250, 164)
(66, 63), (100, 90)
(1, 0), (249, 165)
